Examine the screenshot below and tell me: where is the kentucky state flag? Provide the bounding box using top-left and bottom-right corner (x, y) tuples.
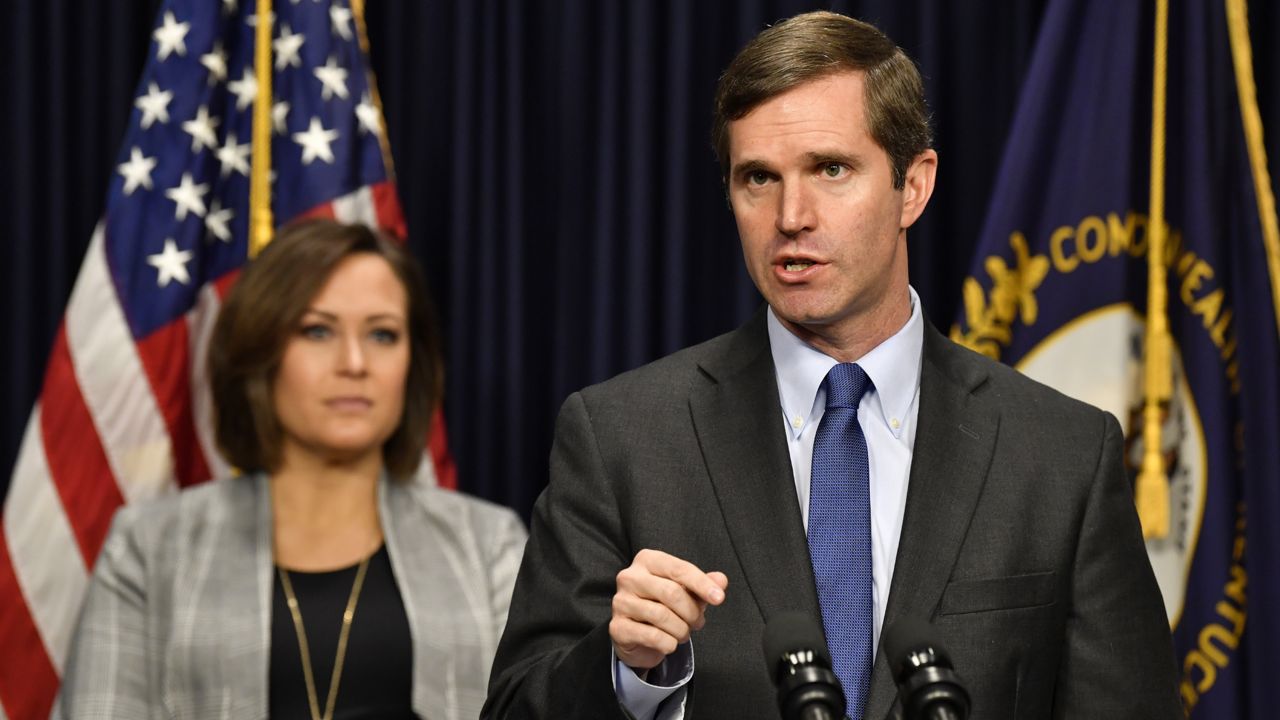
(950, 0), (1280, 716)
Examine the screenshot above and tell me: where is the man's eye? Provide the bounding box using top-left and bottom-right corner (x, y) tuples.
(748, 170), (770, 185)
(300, 324), (332, 340)
(822, 163), (844, 178)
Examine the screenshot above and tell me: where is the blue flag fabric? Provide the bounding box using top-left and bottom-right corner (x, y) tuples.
(950, 0), (1280, 716)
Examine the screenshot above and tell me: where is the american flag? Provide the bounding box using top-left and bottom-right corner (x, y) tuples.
(0, 1), (454, 716)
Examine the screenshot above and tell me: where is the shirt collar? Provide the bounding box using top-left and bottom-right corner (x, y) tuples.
(767, 286), (924, 439)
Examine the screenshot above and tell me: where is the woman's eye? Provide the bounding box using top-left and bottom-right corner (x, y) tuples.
(300, 324), (332, 339)
(371, 328), (401, 344)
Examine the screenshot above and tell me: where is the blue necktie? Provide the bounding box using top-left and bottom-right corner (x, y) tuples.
(808, 363), (873, 720)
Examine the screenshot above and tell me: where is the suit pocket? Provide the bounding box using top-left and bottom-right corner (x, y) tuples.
(938, 571), (1056, 615)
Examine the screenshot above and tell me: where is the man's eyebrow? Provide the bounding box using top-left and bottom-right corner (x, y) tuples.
(803, 150), (863, 168)
(729, 159), (771, 178)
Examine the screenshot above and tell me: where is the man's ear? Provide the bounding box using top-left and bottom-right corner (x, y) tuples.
(900, 149), (938, 229)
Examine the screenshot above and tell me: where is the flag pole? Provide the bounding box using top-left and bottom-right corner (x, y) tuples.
(249, 0), (275, 259)
(1137, 0), (1171, 540)
(350, 0), (397, 179)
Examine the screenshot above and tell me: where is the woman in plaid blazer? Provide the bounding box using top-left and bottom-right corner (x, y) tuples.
(57, 221), (525, 720)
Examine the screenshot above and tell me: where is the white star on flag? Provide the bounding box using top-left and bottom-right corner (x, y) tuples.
(228, 69), (259, 111)
(153, 11), (191, 61)
(135, 83), (173, 129)
(216, 133), (252, 177)
(356, 94), (382, 136)
(164, 172), (209, 220)
(181, 106), (221, 152)
(201, 42), (228, 84)
(118, 147), (158, 195)
(222, 0), (238, 14)
(273, 101), (291, 134)
(147, 238), (194, 287)
(293, 117), (340, 165)
(205, 199), (234, 242)
(313, 56), (349, 100)
(274, 24), (306, 70)
(330, 5), (353, 40)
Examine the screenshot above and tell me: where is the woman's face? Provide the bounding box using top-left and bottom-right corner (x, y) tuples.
(272, 252), (410, 468)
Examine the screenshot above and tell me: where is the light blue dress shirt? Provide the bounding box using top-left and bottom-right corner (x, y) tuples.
(614, 289), (925, 720)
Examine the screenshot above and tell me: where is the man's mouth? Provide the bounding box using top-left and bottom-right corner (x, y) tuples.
(783, 261), (816, 272)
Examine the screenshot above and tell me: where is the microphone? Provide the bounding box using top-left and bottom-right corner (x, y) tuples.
(762, 611), (847, 720)
(882, 615), (970, 720)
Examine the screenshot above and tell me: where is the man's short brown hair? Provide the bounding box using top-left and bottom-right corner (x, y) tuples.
(712, 11), (932, 189)
(208, 219), (442, 479)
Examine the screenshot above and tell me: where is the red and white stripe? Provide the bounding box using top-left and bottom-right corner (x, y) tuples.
(0, 224), (174, 718)
(0, 182), (455, 719)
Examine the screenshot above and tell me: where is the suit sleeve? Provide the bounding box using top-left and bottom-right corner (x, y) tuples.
(55, 506), (154, 720)
(483, 391), (637, 719)
(1052, 412), (1183, 719)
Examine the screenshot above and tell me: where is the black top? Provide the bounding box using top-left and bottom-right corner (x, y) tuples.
(270, 544), (417, 719)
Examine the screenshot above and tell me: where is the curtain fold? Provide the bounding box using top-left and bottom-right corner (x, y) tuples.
(5, 0), (1278, 521)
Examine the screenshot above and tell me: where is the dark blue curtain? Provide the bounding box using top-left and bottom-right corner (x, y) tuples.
(4, 0), (1279, 521)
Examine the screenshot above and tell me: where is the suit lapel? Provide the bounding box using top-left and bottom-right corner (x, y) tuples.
(380, 479), (461, 719)
(866, 327), (1000, 719)
(689, 311), (822, 624)
(194, 475), (272, 719)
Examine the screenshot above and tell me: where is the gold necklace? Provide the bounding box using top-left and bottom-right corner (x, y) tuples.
(278, 553), (373, 720)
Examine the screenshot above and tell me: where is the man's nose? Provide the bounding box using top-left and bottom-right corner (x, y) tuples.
(776, 179), (817, 237)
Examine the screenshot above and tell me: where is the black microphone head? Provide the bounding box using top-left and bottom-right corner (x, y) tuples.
(762, 611), (845, 720)
(883, 614), (952, 681)
(762, 611), (832, 676)
(883, 615), (970, 720)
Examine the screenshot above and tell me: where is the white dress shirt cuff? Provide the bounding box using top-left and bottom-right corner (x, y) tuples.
(612, 641), (693, 720)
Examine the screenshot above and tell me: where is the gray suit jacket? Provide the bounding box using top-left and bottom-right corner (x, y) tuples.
(484, 310), (1181, 719)
(57, 473), (526, 720)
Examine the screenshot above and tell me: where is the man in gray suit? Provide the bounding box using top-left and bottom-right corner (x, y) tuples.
(485, 11), (1180, 720)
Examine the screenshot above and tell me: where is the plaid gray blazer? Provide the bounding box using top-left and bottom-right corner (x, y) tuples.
(56, 472), (526, 720)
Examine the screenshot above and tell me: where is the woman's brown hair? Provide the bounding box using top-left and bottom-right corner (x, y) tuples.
(208, 219), (442, 479)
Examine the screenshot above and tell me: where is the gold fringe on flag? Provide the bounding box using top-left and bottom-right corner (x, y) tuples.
(1226, 0), (1280, 335)
(1137, 0), (1172, 540)
(249, 0), (275, 259)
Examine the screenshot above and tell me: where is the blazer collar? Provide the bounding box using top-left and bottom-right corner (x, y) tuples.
(379, 476), (453, 717)
(865, 324), (1000, 718)
(689, 308), (823, 625)
(197, 474), (273, 719)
